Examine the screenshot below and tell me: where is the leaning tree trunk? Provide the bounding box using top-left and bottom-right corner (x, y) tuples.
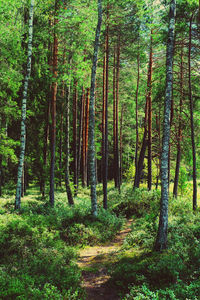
(88, 0), (102, 217)
(155, 0), (176, 251)
(15, 0), (34, 210)
(188, 15), (197, 211)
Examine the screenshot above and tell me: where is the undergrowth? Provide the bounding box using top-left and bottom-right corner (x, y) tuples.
(0, 186), (123, 299)
(0, 182), (199, 299)
(106, 184), (200, 300)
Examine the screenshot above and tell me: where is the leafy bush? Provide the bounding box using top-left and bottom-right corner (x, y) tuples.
(108, 185), (160, 218)
(110, 190), (200, 300)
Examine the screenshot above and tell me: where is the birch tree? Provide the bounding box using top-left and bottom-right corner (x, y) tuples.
(15, 0), (34, 210)
(155, 0), (176, 251)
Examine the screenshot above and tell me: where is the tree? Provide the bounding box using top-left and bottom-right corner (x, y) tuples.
(88, 0), (103, 217)
(188, 14), (197, 210)
(155, 0), (176, 251)
(49, 0), (58, 207)
(15, 0), (34, 209)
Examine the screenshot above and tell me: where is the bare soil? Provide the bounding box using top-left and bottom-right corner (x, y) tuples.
(77, 219), (132, 300)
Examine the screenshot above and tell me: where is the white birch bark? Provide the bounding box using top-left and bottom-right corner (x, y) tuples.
(155, 0), (176, 251)
(15, 0), (34, 209)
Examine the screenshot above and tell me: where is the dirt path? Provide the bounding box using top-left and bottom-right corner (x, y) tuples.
(77, 219), (132, 300)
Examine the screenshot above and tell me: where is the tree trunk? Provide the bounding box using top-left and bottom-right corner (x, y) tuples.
(119, 105), (124, 185)
(41, 98), (50, 197)
(59, 101), (64, 187)
(134, 98), (148, 188)
(85, 88), (90, 186)
(88, 0), (102, 217)
(49, 0), (58, 207)
(115, 35), (120, 191)
(103, 6), (109, 210)
(155, 0), (176, 251)
(102, 54), (106, 186)
(73, 81), (78, 195)
(113, 46), (116, 186)
(188, 15), (197, 210)
(65, 84), (74, 206)
(135, 44), (140, 189)
(82, 88), (86, 187)
(173, 42), (183, 198)
(15, 0), (34, 209)
(147, 30), (153, 191)
(77, 89), (84, 190)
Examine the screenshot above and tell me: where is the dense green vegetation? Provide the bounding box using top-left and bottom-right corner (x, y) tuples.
(0, 0), (200, 298)
(0, 183), (199, 299)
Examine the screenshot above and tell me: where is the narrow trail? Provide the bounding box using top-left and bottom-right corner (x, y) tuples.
(77, 219), (132, 300)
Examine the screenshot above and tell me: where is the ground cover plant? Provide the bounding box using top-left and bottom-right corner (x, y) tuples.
(106, 184), (200, 300)
(0, 182), (199, 299)
(0, 184), (123, 299)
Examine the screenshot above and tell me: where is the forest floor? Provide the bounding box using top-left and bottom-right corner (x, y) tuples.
(77, 219), (133, 300)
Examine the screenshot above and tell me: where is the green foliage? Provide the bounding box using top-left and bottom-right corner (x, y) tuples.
(178, 166), (188, 195)
(0, 186), (125, 298)
(108, 184), (160, 218)
(109, 189), (200, 300)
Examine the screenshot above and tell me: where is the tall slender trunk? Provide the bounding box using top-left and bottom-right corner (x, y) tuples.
(113, 47), (116, 186)
(21, 164), (25, 197)
(116, 35), (120, 191)
(134, 95), (148, 188)
(88, 0), (102, 217)
(77, 89), (84, 190)
(188, 15), (197, 210)
(168, 69), (174, 184)
(59, 100), (64, 187)
(49, 0), (58, 207)
(41, 99), (50, 197)
(103, 6), (109, 210)
(85, 88), (90, 186)
(155, 0), (176, 251)
(156, 112), (161, 189)
(119, 105), (124, 185)
(15, 0), (34, 209)
(148, 30), (153, 191)
(41, 24), (52, 197)
(102, 54), (106, 185)
(73, 81), (78, 195)
(65, 84), (74, 205)
(135, 48), (140, 188)
(173, 42), (183, 198)
(82, 88), (86, 186)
